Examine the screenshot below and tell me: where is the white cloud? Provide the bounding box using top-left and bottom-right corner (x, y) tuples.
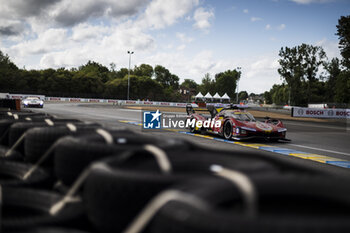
(177, 44), (186, 51)
(315, 38), (341, 59)
(190, 51), (217, 74)
(176, 33), (194, 43)
(37, 23), (156, 69)
(40, 49), (90, 68)
(145, 50), (220, 84)
(49, 0), (148, 26)
(143, 39), (339, 94)
(0, 19), (25, 36)
(71, 23), (110, 41)
(290, 0), (333, 4)
(243, 9), (249, 14)
(193, 7), (214, 31)
(0, 0), (148, 31)
(0, 0), (60, 19)
(277, 24), (286, 30)
(2, 0), (199, 72)
(140, 0), (199, 29)
(144, 49), (281, 94)
(265, 24), (271, 30)
(101, 24), (155, 52)
(164, 44), (174, 49)
(241, 54), (282, 93)
(251, 17), (262, 22)
(9, 28), (68, 56)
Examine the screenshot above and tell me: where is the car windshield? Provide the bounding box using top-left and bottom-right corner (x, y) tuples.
(226, 111), (256, 121)
(26, 97), (40, 100)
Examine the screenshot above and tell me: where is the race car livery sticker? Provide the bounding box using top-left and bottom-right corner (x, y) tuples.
(255, 122), (273, 132)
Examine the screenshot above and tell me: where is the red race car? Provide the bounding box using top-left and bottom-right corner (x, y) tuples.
(186, 104), (288, 141)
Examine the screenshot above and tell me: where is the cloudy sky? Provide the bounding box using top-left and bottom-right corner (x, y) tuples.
(0, 0), (349, 93)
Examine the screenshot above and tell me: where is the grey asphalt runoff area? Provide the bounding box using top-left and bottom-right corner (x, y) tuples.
(33, 102), (350, 177)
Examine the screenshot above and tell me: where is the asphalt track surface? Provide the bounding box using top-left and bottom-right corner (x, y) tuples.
(32, 102), (350, 177)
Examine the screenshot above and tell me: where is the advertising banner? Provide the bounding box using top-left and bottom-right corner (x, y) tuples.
(292, 107), (350, 119)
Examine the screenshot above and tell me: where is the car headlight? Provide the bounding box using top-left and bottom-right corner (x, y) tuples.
(278, 128), (287, 132)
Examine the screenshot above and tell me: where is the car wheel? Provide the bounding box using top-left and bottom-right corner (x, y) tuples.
(223, 120), (232, 140)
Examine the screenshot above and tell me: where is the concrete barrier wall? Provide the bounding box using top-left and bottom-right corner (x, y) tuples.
(44, 96), (189, 107)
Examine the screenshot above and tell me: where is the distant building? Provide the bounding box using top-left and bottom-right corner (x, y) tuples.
(248, 94), (264, 104)
(179, 86), (196, 102)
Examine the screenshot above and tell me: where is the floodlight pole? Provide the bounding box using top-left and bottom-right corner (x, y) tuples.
(127, 51), (134, 100)
(236, 67), (241, 104)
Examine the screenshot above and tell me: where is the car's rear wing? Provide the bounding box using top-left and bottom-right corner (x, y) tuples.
(186, 104), (210, 115)
(224, 104), (248, 110)
(186, 104), (222, 118)
(186, 103), (248, 116)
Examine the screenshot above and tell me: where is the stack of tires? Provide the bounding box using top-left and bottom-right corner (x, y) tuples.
(1, 108), (350, 233)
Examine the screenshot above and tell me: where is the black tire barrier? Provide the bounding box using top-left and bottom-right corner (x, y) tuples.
(2, 108), (349, 233)
(54, 136), (128, 186)
(8, 121), (97, 154)
(73, 129), (147, 144)
(54, 132), (194, 185)
(82, 149), (279, 233)
(0, 110), (21, 115)
(0, 145), (23, 161)
(76, 131), (195, 149)
(0, 119), (40, 146)
(0, 112), (48, 120)
(47, 118), (82, 123)
(9, 121), (77, 146)
(150, 176), (350, 233)
(0, 117), (70, 146)
(8, 122), (60, 155)
(18, 228), (92, 233)
(8, 122), (50, 150)
(0, 160), (50, 188)
(24, 125), (102, 165)
(1, 187), (85, 231)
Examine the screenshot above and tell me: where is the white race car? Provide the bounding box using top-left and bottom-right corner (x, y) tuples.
(22, 96), (44, 108)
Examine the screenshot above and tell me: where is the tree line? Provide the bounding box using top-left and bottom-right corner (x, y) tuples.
(0, 57), (179, 101)
(0, 50), (241, 102)
(264, 15), (350, 106)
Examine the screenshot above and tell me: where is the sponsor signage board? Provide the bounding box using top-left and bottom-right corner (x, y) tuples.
(292, 107), (350, 119)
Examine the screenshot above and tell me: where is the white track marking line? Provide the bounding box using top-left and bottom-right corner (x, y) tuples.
(290, 144), (350, 156)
